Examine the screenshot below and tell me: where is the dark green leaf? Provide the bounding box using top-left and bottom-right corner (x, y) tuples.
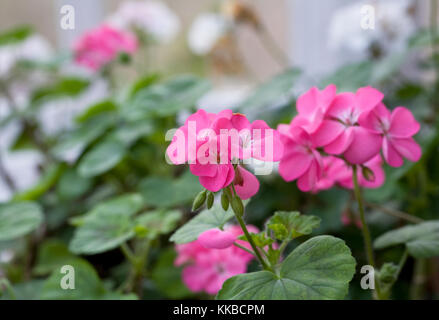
(217, 236), (356, 300)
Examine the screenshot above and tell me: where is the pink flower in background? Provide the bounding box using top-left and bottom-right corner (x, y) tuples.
(337, 155), (386, 189)
(166, 109), (281, 195)
(312, 156), (350, 192)
(175, 224), (257, 295)
(74, 25), (138, 70)
(198, 228), (236, 249)
(359, 103), (421, 167)
(277, 123), (323, 192)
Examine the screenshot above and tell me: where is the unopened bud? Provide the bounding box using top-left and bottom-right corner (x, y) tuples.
(231, 195), (244, 216)
(207, 192), (214, 209)
(221, 191), (229, 211)
(192, 190), (207, 211)
(361, 166), (375, 182)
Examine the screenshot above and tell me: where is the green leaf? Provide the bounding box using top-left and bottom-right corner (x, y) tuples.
(124, 75), (211, 119)
(268, 211), (321, 240)
(75, 100), (118, 123)
(69, 194), (143, 254)
(151, 248), (193, 299)
(0, 25), (33, 47)
(238, 69), (300, 112)
(0, 202), (43, 241)
(170, 205), (235, 244)
(128, 73), (160, 97)
(135, 209), (181, 239)
(33, 240), (76, 276)
(217, 235), (356, 300)
(374, 221), (439, 258)
(56, 168), (92, 200)
(139, 171), (202, 208)
(52, 114), (116, 158)
(40, 259), (134, 300)
(31, 77), (90, 106)
(78, 138), (126, 178)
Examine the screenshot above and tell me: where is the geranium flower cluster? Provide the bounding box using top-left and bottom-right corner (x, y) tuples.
(175, 225), (257, 295)
(166, 109), (283, 199)
(73, 25), (138, 71)
(278, 85), (421, 192)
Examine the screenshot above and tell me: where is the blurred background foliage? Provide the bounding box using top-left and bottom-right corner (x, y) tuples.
(0, 0), (438, 300)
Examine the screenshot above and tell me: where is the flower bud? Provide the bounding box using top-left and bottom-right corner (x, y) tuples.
(361, 166), (375, 182)
(192, 190), (207, 211)
(221, 191), (230, 211)
(231, 195), (244, 216)
(207, 191), (214, 209)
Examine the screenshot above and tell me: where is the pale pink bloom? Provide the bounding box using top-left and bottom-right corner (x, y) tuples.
(277, 123), (323, 192)
(312, 86), (384, 164)
(175, 224), (257, 295)
(312, 156), (351, 192)
(341, 210), (362, 229)
(73, 25), (138, 71)
(359, 103), (421, 167)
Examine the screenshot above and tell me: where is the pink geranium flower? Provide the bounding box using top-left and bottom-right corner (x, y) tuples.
(74, 25), (138, 70)
(175, 224), (257, 295)
(313, 86), (384, 164)
(166, 109), (281, 195)
(359, 103), (421, 167)
(277, 123), (323, 192)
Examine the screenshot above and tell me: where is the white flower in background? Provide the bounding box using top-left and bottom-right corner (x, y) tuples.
(188, 13), (230, 55)
(0, 34), (52, 79)
(108, 0), (180, 44)
(0, 250), (14, 264)
(328, 0), (416, 56)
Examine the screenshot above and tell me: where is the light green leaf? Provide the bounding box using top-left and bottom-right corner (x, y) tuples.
(170, 205), (235, 244)
(52, 114), (115, 158)
(135, 209), (181, 239)
(374, 221), (439, 258)
(78, 138), (126, 178)
(124, 75), (211, 119)
(322, 61), (373, 92)
(238, 69), (300, 112)
(75, 100), (118, 123)
(268, 211), (321, 240)
(69, 194), (143, 254)
(217, 236), (356, 300)
(0, 202), (43, 241)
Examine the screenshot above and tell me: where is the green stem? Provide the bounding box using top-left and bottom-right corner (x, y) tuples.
(352, 166), (382, 300)
(230, 184), (272, 272)
(410, 258), (427, 300)
(120, 243), (137, 266)
(233, 242), (255, 255)
(0, 279), (16, 300)
(395, 249), (409, 281)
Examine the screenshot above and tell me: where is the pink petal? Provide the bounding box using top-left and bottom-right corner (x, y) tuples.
(231, 113), (251, 131)
(358, 103), (390, 134)
(324, 127), (355, 155)
(199, 164), (234, 192)
(343, 127), (382, 164)
(392, 137), (422, 163)
(389, 107), (420, 138)
(326, 92), (356, 119)
(279, 150), (313, 182)
(383, 138), (404, 167)
(356, 86), (384, 112)
(198, 229), (237, 249)
(234, 166), (260, 200)
(311, 120), (345, 147)
(297, 159), (320, 191)
(190, 163), (218, 177)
